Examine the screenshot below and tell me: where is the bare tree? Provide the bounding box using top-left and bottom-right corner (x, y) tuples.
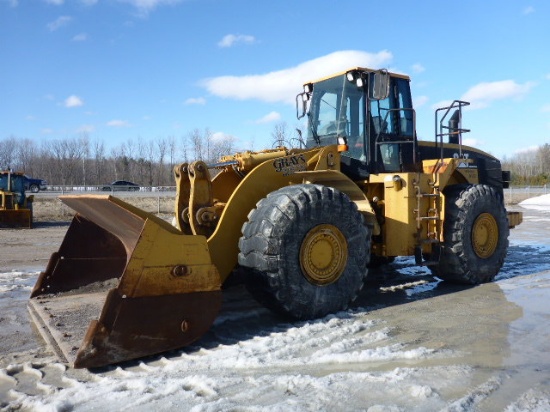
(0, 136), (17, 170)
(167, 135), (177, 175)
(16, 138), (37, 175)
(92, 140), (106, 185)
(189, 129), (204, 160)
(146, 140), (155, 187)
(156, 138), (167, 186)
(211, 134), (236, 161)
(271, 122), (288, 147)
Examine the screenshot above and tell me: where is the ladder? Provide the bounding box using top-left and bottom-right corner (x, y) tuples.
(413, 177), (442, 266)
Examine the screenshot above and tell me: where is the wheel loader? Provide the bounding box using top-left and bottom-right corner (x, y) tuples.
(0, 170), (33, 228)
(29, 67), (523, 368)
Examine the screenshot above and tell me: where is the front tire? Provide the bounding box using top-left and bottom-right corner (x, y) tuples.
(238, 184), (371, 320)
(433, 184), (509, 284)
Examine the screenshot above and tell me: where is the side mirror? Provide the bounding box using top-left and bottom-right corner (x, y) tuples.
(369, 70), (390, 100)
(296, 92), (309, 119)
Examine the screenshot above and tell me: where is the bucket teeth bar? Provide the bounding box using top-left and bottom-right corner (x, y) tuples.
(29, 195), (222, 368)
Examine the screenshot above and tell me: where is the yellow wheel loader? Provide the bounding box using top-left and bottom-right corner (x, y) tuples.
(0, 170), (33, 228)
(29, 68), (523, 368)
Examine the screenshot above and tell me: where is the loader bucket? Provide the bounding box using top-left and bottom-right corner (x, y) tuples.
(0, 208), (32, 228)
(29, 195), (222, 369)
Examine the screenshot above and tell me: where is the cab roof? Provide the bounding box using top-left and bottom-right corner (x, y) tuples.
(304, 67), (411, 85)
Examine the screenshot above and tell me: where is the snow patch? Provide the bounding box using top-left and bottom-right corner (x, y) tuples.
(505, 387), (550, 412)
(519, 193), (550, 212)
(0, 271), (38, 293)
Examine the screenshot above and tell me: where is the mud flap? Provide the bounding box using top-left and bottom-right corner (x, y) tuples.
(29, 195), (222, 368)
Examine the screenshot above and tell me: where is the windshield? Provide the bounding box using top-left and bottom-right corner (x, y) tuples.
(305, 75), (365, 159)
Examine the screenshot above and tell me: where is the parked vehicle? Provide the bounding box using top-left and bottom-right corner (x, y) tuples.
(24, 175), (47, 193)
(101, 180), (140, 191)
(0, 170), (33, 228)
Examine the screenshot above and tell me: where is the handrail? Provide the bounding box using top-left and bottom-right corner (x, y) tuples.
(434, 100), (470, 160)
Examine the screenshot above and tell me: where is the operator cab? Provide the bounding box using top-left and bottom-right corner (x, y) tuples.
(297, 68), (416, 178)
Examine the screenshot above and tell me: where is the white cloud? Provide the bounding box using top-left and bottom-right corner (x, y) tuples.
(414, 95), (429, 108)
(523, 6), (535, 15)
(255, 111), (281, 124)
(77, 124), (95, 133)
(44, 0), (64, 5)
(541, 104), (550, 113)
(117, 0), (182, 15)
(184, 97), (206, 105)
(218, 34), (256, 48)
(431, 99), (453, 110)
(81, 0), (98, 5)
(202, 50), (393, 105)
(515, 145), (539, 154)
(47, 15), (72, 31)
(64, 95), (84, 108)
(462, 138), (480, 147)
(211, 132), (234, 142)
(72, 33), (88, 42)
(460, 80), (535, 109)
(411, 63), (425, 73)
(4, 0), (18, 7)
(107, 119), (131, 127)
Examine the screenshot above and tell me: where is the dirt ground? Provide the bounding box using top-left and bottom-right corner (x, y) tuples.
(0, 200), (549, 410)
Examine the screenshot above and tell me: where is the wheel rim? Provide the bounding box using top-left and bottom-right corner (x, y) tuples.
(300, 224), (348, 286)
(472, 213), (499, 259)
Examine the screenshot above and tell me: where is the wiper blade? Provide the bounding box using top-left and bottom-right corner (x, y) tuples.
(307, 113), (321, 145)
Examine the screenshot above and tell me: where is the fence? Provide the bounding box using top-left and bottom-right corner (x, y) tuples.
(45, 185), (176, 193)
(31, 185), (548, 222)
(505, 185), (548, 205)
(31, 186), (178, 221)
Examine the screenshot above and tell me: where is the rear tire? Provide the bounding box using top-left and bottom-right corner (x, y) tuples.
(433, 184), (509, 284)
(29, 184), (39, 193)
(238, 184), (371, 320)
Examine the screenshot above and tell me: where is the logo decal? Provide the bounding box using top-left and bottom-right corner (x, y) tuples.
(273, 154), (307, 176)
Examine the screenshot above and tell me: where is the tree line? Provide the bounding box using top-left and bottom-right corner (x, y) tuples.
(3, 126), (545, 187)
(0, 129), (238, 187)
(501, 143), (550, 186)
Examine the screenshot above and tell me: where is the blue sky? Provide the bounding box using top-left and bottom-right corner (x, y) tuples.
(1, 0), (549, 160)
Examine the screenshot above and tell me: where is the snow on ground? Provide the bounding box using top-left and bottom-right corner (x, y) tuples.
(1, 197), (549, 411)
(519, 193), (550, 209)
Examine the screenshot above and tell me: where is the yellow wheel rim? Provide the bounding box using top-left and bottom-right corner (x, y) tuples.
(300, 224), (348, 285)
(472, 213), (499, 259)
